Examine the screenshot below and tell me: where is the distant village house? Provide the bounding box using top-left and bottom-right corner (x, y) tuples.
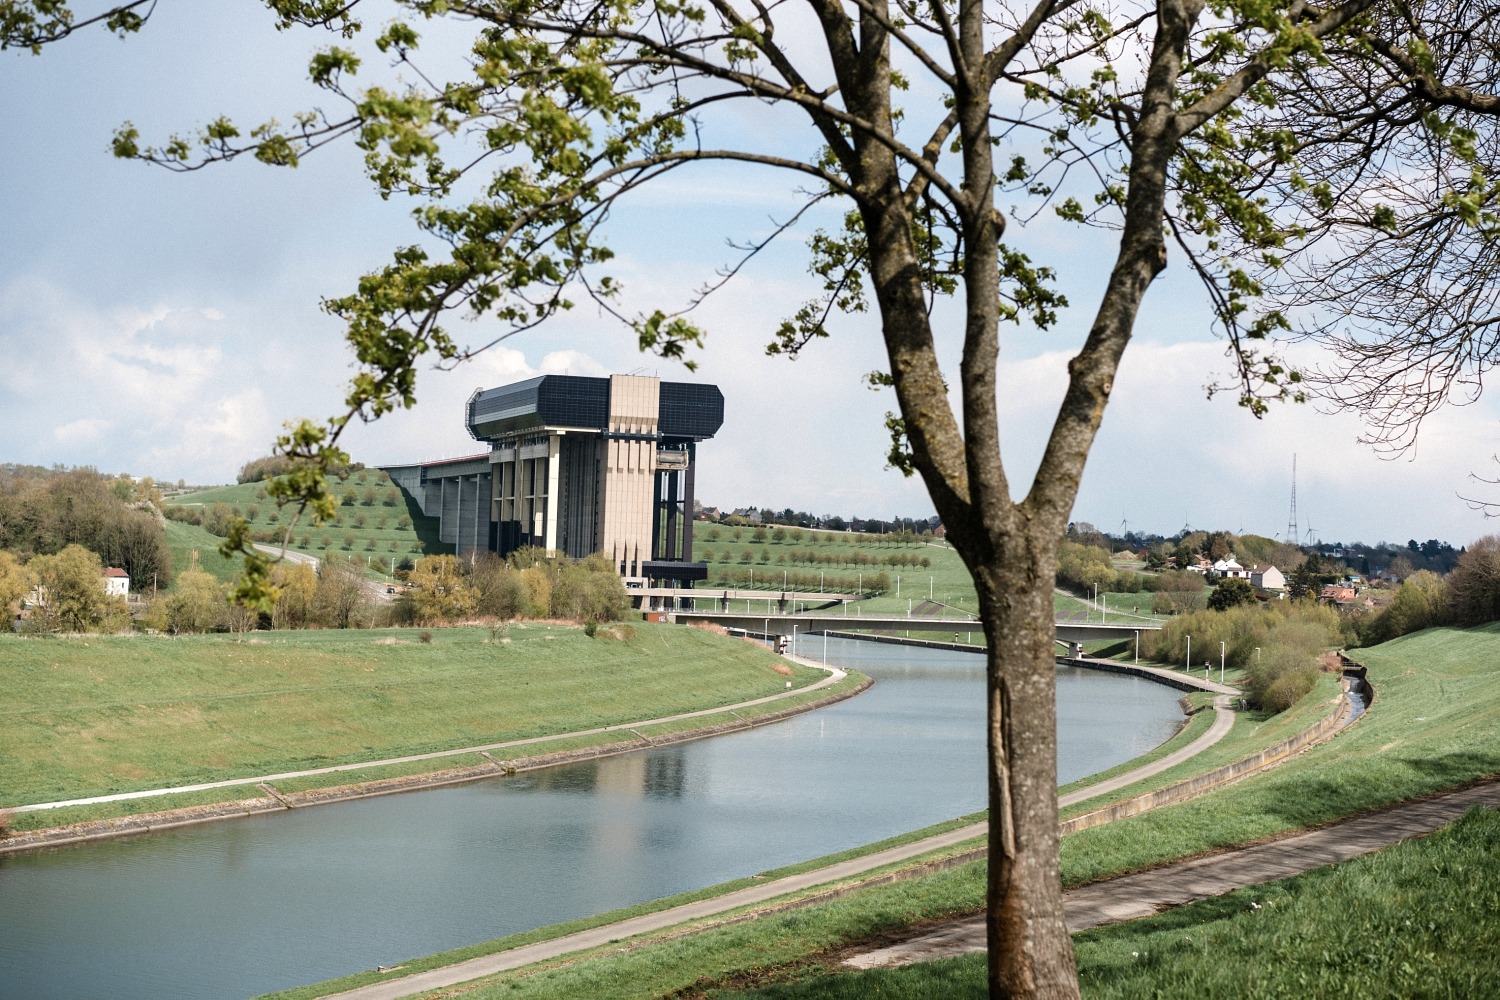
(102, 567), (130, 597)
(1250, 565), (1286, 593)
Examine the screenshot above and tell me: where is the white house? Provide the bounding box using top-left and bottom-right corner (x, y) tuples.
(1212, 558), (1251, 580)
(1251, 565), (1286, 592)
(101, 567), (130, 597)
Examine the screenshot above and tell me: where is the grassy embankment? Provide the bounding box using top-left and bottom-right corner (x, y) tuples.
(708, 806), (1500, 999)
(272, 624), (1500, 1000)
(162, 468), (446, 583)
(162, 519), (243, 584)
(1, 622), (856, 831)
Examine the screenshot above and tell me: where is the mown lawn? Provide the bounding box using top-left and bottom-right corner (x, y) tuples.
(0, 622), (823, 808)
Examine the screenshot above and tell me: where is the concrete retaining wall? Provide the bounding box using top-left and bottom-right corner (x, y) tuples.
(1060, 681), (1366, 836)
(821, 629), (982, 654)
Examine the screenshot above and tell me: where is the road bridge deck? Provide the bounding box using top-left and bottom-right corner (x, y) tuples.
(670, 610), (1158, 643)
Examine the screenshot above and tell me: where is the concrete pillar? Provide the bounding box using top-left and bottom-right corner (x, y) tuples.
(544, 434), (561, 555)
(665, 469), (679, 561)
(682, 444), (696, 561)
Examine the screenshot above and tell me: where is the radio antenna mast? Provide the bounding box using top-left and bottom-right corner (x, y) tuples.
(1287, 454), (1299, 544)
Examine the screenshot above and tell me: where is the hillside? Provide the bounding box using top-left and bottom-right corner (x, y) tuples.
(164, 467), (447, 571)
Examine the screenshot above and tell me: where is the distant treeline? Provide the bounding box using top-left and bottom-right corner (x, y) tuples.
(0, 466), (172, 589)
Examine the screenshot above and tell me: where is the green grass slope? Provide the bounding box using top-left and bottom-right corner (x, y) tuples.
(0, 622), (822, 807)
(162, 519), (242, 585)
(164, 468), (446, 565)
(707, 805), (1500, 1000)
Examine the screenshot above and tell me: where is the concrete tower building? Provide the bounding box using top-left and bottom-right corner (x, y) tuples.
(386, 374), (722, 586)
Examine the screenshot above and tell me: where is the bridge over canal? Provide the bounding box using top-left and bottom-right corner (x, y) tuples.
(666, 609), (1159, 648)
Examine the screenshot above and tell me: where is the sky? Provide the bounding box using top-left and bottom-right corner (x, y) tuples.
(2, 3), (1497, 549)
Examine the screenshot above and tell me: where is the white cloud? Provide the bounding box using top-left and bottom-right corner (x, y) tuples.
(52, 418), (112, 445)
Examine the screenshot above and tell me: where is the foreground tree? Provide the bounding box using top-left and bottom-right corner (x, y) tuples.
(23, 0), (1500, 995)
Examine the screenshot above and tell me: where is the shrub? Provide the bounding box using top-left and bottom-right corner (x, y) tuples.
(419, 631), (433, 644)
(201, 503), (234, 537)
(1246, 643), (1319, 711)
(1151, 601), (1340, 712)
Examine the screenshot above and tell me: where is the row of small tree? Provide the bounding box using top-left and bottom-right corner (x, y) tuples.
(704, 566), (892, 595)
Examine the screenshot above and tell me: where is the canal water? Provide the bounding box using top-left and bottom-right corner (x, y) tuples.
(0, 638), (1184, 999)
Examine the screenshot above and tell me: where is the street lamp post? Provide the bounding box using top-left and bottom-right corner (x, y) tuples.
(1186, 634), (1191, 672)
(1220, 641), (1226, 685)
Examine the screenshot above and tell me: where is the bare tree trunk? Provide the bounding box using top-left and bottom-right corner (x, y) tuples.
(975, 553), (1077, 998)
